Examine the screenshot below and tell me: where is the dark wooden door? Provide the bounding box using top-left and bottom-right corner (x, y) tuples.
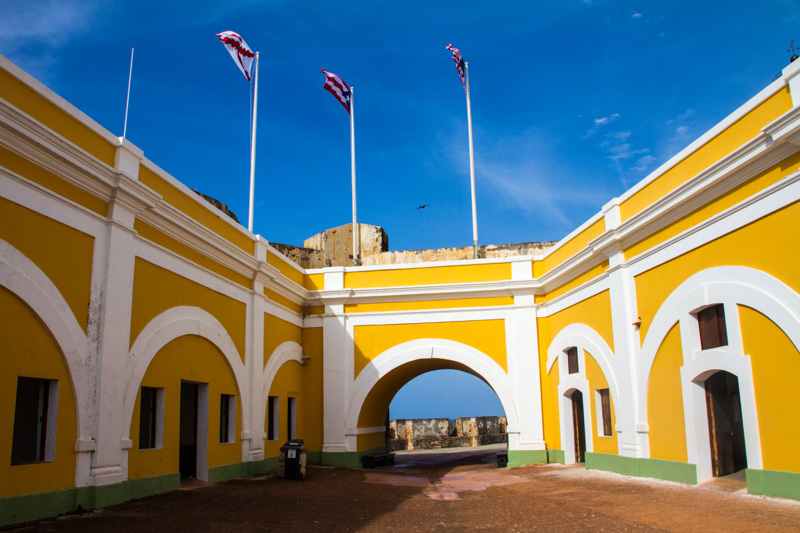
(705, 371), (747, 476)
(179, 382), (198, 478)
(571, 390), (586, 463)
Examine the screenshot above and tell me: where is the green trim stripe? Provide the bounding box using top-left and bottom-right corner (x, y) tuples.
(585, 452), (698, 485)
(747, 468), (800, 500)
(507, 450), (548, 467)
(321, 446), (386, 468)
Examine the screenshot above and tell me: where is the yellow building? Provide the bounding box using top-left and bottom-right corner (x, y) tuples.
(1, 52), (800, 525)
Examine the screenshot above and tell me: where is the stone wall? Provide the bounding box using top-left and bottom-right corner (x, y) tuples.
(273, 222), (556, 269)
(387, 416), (508, 451)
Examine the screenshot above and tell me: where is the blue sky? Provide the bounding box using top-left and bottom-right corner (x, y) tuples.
(1, 1), (797, 420)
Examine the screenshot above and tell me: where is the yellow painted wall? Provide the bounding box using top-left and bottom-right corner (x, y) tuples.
(537, 291), (614, 453)
(646, 324), (688, 463)
(635, 201), (800, 341)
(626, 150), (800, 260)
(137, 166), (254, 255)
(740, 306), (800, 473)
(130, 258), (247, 360)
(540, 355), (561, 452)
(304, 273), (324, 291)
(134, 220), (250, 289)
(0, 196), (94, 331)
(620, 87), (793, 222)
(0, 146), (107, 216)
(300, 327), (324, 452)
(536, 219), (605, 277)
(584, 352), (618, 455)
(264, 288), (302, 314)
(0, 68), (116, 167)
(267, 252), (304, 286)
(265, 360), (305, 459)
(353, 320), (508, 379)
(344, 296), (513, 314)
(0, 287), (77, 497)
(127, 335), (242, 479)
(536, 261), (609, 303)
(344, 262), (511, 289)
(358, 432), (386, 451)
(263, 315), (303, 369)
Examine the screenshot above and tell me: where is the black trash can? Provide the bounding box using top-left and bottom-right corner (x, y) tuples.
(280, 440), (306, 480)
(496, 452), (508, 468)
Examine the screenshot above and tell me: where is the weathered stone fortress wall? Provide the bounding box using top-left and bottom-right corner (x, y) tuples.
(387, 416), (508, 451)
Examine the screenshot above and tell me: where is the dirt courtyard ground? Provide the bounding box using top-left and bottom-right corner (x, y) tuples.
(11, 445), (800, 532)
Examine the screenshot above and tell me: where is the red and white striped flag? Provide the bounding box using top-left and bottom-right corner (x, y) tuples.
(217, 31), (255, 82)
(445, 43), (466, 92)
(321, 69), (351, 114)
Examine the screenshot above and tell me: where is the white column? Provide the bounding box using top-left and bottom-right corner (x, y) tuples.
(321, 268), (349, 455)
(243, 236), (269, 462)
(602, 200), (648, 458)
(506, 260), (546, 453)
(90, 139), (149, 486)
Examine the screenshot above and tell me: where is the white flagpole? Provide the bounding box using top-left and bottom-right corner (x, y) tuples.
(350, 86), (359, 266)
(122, 48), (134, 139)
(465, 61), (478, 259)
(248, 51), (259, 233)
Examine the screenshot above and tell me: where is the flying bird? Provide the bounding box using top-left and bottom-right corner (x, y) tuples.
(416, 204), (430, 210)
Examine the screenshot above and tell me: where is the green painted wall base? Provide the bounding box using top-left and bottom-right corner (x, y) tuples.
(547, 449), (566, 464)
(0, 459), (283, 528)
(585, 453), (698, 485)
(321, 446), (386, 468)
(747, 468), (800, 500)
(507, 449), (548, 467)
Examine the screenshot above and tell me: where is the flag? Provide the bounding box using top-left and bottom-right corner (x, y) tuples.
(446, 43), (466, 92)
(217, 31), (255, 82)
(321, 69), (351, 114)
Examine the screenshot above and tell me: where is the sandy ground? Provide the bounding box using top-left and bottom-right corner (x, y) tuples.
(10, 445), (800, 532)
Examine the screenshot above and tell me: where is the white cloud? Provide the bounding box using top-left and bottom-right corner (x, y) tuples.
(632, 12), (643, 19)
(582, 112), (620, 138)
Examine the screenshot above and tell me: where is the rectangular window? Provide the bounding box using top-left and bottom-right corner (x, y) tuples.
(287, 397), (297, 440)
(12, 377), (58, 464)
(220, 394), (236, 443)
(596, 389), (612, 436)
(567, 347), (579, 374)
(139, 387), (164, 450)
(698, 304), (728, 350)
(267, 396), (279, 441)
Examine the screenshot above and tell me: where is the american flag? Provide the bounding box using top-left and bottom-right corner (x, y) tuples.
(446, 43), (466, 92)
(321, 69), (351, 114)
(217, 31), (255, 82)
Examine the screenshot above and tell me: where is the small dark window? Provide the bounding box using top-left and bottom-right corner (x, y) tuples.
(567, 347), (579, 374)
(267, 396), (278, 441)
(139, 387), (158, 450)
(12, 377), (55, 464)
(598, 389), (612, 436)
(220, 394), (234, 443)
(698, 304), (728, 350)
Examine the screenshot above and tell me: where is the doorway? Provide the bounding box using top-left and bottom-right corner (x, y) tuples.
(704, 371), (747, 477)
(179, 382), (198, 478)
(570, 390), (586, 463)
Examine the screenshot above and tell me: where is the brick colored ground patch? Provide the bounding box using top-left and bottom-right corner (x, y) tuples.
(10, 446), (800, 532)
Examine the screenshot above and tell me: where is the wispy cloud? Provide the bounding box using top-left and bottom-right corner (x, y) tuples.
(581, 112), (620, 138)
(632, 12), (643, 20)
(0, 1), (97, 80)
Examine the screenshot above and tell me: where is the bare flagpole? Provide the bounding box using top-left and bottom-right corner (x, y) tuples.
(248, 51), (259, 232)
(464, 61), (478, 259)
(350, 86), (359, 266)
(122, 48), (134, 139)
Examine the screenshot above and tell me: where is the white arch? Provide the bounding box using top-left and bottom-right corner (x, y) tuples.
(0, 239), (91, 441)
(637, 266), (800, 481)
(546, 324), (618, 464)
(345, 338), (519, 451)
(123, 306), (248, 448)
(257, 341), (306, 429)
